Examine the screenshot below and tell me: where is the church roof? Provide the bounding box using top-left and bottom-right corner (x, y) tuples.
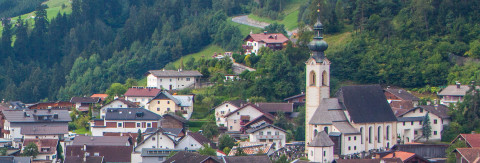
(332, 122), (359, 134)
(309, 98), (346, 125)
(336, 85), (397, 123)
(308, 131), (334, 147)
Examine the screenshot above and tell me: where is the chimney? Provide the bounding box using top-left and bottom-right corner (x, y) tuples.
(456, 81), (461, 89)
(275, 35), (277, 40)
(23, 110), (27, 117)
(264, 31), (267, 35)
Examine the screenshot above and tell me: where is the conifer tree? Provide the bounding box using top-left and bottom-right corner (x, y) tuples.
(422, 112), (432, 141)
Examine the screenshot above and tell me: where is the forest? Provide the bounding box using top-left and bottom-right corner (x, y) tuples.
(0, 0), (479, 103)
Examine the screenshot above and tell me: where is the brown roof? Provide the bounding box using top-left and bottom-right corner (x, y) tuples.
(23, 139), (57, 154)
(70, 97), (100, 103)
(102, 132), (138, 139)
(385, 89), (420, 101)
(256, 103), (293, 113)
(390, 100), (414, 110)
(455, 148), (480, 163)
(72, 136), (131, 146)
(64, 156), (104, 163)
(283, 93), (305, 101)
(398, 105), (450, 119)
(455, 134), (480, 147)
(21, 125), (68, 135)
(66, 145), (132, 163)
(244, 33), (289, 44)
(438, 85), (475, 96)
(224, 155), (272, 163)
(124, 88), (161, 97)
(148, 70), (202, 77)
(382, 151), (416, 162)
(164, 151), (220, 163)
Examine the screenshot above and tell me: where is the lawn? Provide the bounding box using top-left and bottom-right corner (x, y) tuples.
(171, 44), (226, 68)
(73, 127), (91, 135)
(0, 0), (72, 36)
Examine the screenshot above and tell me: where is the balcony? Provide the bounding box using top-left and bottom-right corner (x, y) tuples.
(242, 45), (253, 49)
(256, 135), (284, 140)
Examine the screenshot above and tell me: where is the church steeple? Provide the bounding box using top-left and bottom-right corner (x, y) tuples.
(308, 4), (328, 61)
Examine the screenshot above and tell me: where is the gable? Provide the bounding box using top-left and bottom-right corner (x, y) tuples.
(226, 105), (264, 120)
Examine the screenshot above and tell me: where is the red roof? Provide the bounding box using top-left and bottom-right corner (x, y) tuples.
(91, 94), (108, 100)
(382, 151), (415, 162)
(455, 148), (480, 162)
(244, 33), (289, 44)
(23, 139), (58, 154)
(124, 88), (161, 97)
(456, 134), (480, 147)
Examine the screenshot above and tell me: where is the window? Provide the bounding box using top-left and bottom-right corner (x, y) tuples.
(237, 112), (240, 115)
(137, 123), (141, 127)
(348, 137), (351, 141)
(386, 126), (390, 140)
(46, 156), (50, 160)
(354, 146), (357, 150)
(420, 121), (422, 125)
(414, 130), (418, 135)
(186, 78), (191, 81)
(403, 122), (405, 126)
(314, 129), (318, 137)
(267, 131), (272, 135)
(170, 79), (172, 82)
(377, 126), (382, 143)
(153, 137), (156, 141)
(221, 111), (225, 114)
(118, 123), (122, 127)
(157, 101), (160, 104)
(167, 101), (170, 104)
(348, 146), (351, 150)
(260, 132), (263, 135)
(368, 127), (372, 144)
(167, 108), (170, 111)
(309, 71), (316, 86)
(323, 151), (326, 156)
(275, 131), (279, 135)
(217, 118), (220, 121)
(434, 131), (438, 135)
(354, 136), (357, 140)
(434, 119), (438, 124)
(360, 127), (364, 144)
(420, 108), (423, 113)
(157, 108), (160, 111)
(94, 152), (100, 156)
(230, 126), (232, 130)
(322, 71), (328, 86)
(234, 120), (237, 123)
(324, 127), (329, 134)
(147, 123), (151, 128)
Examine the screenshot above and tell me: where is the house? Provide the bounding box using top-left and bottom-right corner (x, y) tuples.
(147, 91), (194, 119)
(70, 97), (101, 112)
(246, 123), (287, 148)
(305, 15), (397, 157)
(438, 82), (477, 105)
(27, 101), (73, 110)
(90, 94), (108, 101)
(2, 109), (71, 140)
(100, 98), (139, 118)
(454, 148), (480, 163)
(307, 131), (334, 163)
(65, 144), (132, 163)
(213, 100), (248, 127)
(23, 139), (58, 162)
(163, 151), (221, 163)
(124, 87), (161, 107)
(381, 151), (430, 163)
(283, 93), (305, 104)
(391, 143), (448, 161)
(223, 103), (275, 132)
(397, 104), (450, 142)
(176, 132), (213, 150)
(224, 74), (238, 81)
(242, 32), (289, 55)
(0, 156), (32, 163)
(228, 142), (274, 156)
(452, 134), (480, 148)
(256, 102), (294, 117)
(90, 108), (162, 136)
(384, 88), (420, 113)
(21, 125), (68, 140)
(131, 128), (177, 163)
(146, 69), (203, 90)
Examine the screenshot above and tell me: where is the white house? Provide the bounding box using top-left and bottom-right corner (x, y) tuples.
(100, 98), (139, 118)
(131, 128), (177, 163)
(213, 100), (248, 127)
(175, 132), (212, 150)
(90, 108), (162, 136)
(224, 104), (274, 132)
(242, 32), (289, 55)
(246, 123), (287, 149)
(124, 87), (161, 107)
(438, 83), (478, 106)
(308, 131), (334, 163)
(23, 139), (58, 162)
(146, 69), (202, 90)
(397, 104), (450, 143)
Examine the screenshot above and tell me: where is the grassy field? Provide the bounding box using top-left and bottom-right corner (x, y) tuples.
(247, 0), (303, 31)
(171, 44), (226, 68)
(0, 0), (72, 36)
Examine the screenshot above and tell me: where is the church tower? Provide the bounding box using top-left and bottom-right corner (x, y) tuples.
(305, 6), (330, 143)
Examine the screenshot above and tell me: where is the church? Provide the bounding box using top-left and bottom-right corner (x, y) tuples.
(304, 11), (398, 162)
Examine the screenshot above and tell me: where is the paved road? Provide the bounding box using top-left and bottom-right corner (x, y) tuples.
(232, 15), (297, 36)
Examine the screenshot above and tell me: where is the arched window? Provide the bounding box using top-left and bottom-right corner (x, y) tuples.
(386, 126), (390, 140)
(322, 71), (328, 86)
(324, 127), (329, 134)
(310, 71), (316, 86)
(368, 127), (373, 144)
(360, 127), (364, 144)
(314, 129), (318, 137)
(377, 126), (382, 143)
